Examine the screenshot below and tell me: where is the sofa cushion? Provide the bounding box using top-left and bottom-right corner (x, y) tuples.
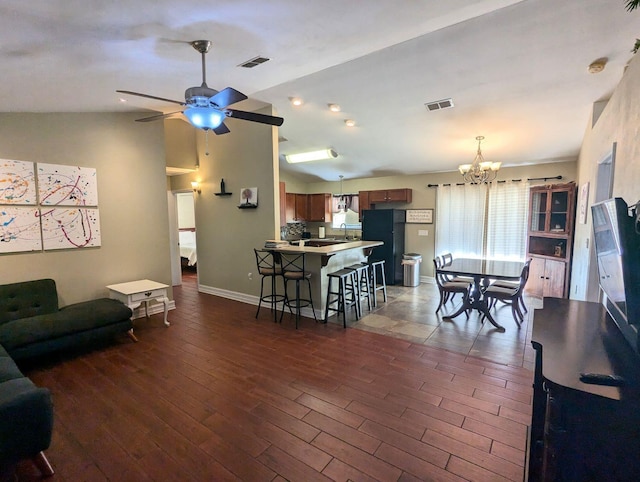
(0, 344), (24, 383)
(0, 279), (59, 325)
(0, 298), (132, 351)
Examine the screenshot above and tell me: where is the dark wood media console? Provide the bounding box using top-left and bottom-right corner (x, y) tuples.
(528, 298), (640, 481)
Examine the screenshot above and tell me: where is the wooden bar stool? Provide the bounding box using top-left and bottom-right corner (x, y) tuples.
(362, 259), (387, 307)
(279, 252), (317, 328)
(254, 249), (285, 322)
(346, 264), (372, 313)
(325, 268), (360, 328)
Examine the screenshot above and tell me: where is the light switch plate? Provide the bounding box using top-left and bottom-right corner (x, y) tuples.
(418, 230), (429, 236)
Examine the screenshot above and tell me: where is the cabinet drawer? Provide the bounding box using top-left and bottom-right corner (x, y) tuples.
(131, 288), (166, 302)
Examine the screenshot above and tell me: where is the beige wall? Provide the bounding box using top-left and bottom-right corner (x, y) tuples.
(572, 53), (640, 301)
(0, 112), (172, 305)
(284, 161), (576, 278)
(168, 109), (280, 296)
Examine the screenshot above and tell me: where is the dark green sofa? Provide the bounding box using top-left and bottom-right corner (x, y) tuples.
(0, 278), (133, 476)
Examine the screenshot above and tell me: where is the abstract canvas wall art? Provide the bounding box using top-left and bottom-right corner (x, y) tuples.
(37, 163), (98, 206)
(0, 206), (42, 253)
(0, 159), (36, 205)
(41, 207), (101, 250)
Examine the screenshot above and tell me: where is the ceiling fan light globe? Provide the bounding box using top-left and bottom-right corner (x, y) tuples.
(184, 107), (224, 130)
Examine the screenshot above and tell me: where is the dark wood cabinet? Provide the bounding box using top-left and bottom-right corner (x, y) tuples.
(284, 192), (333, 222)
(526, 182), (576, 298)
(528, 298), (640, 481)
(358, 191), (371, 221)
(279, 182), (287, 226)
(367, 188), (412, 204)
(307, 193), (332, 222)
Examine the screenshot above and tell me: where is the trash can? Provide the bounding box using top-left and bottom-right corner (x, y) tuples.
(402, 253), (422, 287)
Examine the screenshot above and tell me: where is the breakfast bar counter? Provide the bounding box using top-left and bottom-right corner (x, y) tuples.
(270, 240), (383, 321)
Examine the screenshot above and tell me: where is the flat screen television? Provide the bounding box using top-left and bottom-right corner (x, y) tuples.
(591, 198), (640, 355)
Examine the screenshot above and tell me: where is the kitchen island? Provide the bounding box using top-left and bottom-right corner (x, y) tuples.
(270, 240), (383, 322)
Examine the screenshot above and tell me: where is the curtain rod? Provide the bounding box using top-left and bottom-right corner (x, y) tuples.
(427, 175), (562, 188)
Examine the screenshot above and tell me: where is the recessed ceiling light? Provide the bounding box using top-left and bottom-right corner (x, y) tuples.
(344, 119), (355, 127)
(290, 97), (303, 106)
(328, 103), (341, 112)
(119, 98), (127, 103)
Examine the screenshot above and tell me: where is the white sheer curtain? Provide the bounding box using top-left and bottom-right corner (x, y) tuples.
(435, 183), (487, 258)
(485, 181), (530, 260)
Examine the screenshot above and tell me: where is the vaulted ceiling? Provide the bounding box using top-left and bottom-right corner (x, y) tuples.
(1, 0), (637, 182)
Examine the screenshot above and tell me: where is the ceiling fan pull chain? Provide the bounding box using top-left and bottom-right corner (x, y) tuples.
(205, 130), (210, 156)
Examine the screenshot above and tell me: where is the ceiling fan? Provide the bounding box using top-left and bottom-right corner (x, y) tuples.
(117, 40), (284, 134)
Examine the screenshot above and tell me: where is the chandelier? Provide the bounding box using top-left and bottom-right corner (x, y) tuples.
(458, 136), (501, 183)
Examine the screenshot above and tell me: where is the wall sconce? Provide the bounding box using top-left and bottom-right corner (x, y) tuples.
(191, 181), (201, 194)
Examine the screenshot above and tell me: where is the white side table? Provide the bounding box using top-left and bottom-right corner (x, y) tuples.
(107, 280), (170, 339)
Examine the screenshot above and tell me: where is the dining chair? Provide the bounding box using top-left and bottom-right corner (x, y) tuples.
(482, 261), (531, 325)
(441, 253), (474, 284)
(433, 258), (472, 314)
(489, 259), (532, 315)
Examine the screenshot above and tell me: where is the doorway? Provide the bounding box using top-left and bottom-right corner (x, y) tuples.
(169, 191), (197, 286)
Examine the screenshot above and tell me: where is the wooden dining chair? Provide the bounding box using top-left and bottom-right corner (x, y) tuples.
(488, 259), (532, 315)
(440, 253), (474, 284)
(433, 258), (472, 314)
(482, 261), (531, 325)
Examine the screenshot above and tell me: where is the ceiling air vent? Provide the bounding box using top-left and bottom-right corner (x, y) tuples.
(424, 98), (454, 111)
(239, 56), (270, 68)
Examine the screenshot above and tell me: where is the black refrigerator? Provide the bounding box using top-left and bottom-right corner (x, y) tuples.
(362, 209), (406, 285)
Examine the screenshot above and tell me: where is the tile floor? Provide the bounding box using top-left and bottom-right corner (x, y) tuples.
(342, 280), (539, 371)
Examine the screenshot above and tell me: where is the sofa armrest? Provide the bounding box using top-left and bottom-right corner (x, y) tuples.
(0, 378), (53, 466)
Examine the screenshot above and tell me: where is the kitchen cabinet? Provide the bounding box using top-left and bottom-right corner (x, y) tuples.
(358, 191), (371, 221)
(368, 188), (412, 204)
(279, 182), (287, 226)
(294, 193), (308, 221)
(285, 192), (297, 222)
(284, 192), (332, 222)
(525, 182), (576, 298)
(307, 193), (332, 222)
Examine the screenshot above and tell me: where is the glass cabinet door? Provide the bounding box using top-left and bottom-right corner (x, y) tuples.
(530, 191), (548, 231)
(550, 191), (569, 232)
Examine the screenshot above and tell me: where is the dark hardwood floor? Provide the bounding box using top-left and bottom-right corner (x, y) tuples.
(14, 273), (533, 481)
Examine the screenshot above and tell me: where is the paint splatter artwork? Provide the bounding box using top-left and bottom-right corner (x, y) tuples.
(38, 163), (98, 206)
(41, 207), (101, 250)
(0, 207), (42, 253)
(0, 159), (36, 205)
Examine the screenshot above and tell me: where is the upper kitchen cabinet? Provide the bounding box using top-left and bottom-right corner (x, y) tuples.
(294, 193), (309, 221)
(308, 193), (332, 223)
(526, 182), (576, 299)
(366, 188), (412, 204)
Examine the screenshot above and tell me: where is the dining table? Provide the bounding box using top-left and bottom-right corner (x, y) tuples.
(437, 257), (525, 331)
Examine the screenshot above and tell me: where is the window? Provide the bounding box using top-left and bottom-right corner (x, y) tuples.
(436, 181), (530, 260)
(331, 194), (361, 229)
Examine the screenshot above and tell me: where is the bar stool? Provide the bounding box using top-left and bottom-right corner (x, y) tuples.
(254, 249), (285, 322)
(279, 252), (317, 328)
(346, 264), (372, 313)
(361, 259), (387, 307)
(325, 268), (360, 328)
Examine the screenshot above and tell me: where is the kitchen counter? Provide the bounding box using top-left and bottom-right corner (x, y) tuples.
(270, 240), (383, 322)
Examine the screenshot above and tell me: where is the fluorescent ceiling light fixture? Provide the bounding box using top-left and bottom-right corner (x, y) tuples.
(328, 104), (341, 112)
(285, 149), (338, 163)
(183, 107), (224, 130)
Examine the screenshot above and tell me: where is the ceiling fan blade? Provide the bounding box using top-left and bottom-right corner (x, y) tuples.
(117, 90), (186, 106)
(135, 111), (184, 122)
(225, 109), (284, 127)
(209, 87), (248, 109)
(213, 123), (230, 135)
